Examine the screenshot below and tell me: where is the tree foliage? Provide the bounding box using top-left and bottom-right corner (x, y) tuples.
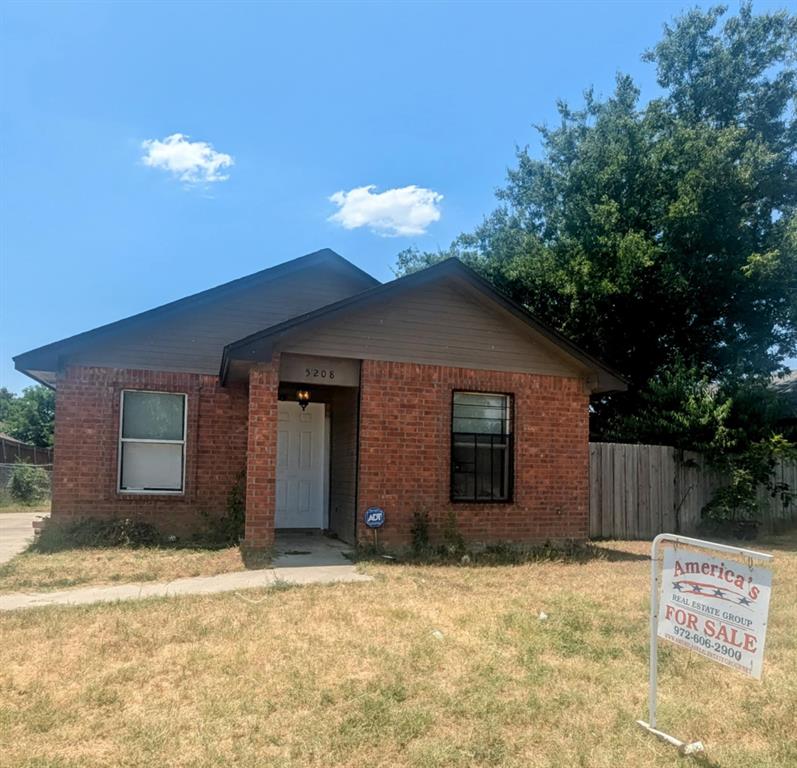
(0, 388), (14, 425)
(612, 361), (794, 453)
(396, 4), (797, 442)
(1, 386), (55, 448)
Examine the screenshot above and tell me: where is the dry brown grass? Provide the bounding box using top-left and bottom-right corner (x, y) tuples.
(0, 531), (794, 768)
(0, 546), (245, 592)
(0, 502), (245, 592)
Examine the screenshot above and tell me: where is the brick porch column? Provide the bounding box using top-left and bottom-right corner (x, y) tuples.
(244, 358), (280, 550)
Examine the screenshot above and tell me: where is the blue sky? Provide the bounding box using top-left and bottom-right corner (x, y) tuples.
(1, 1), (791, 392)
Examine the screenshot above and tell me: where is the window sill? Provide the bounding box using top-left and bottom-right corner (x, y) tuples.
(117, 490), (186, 500)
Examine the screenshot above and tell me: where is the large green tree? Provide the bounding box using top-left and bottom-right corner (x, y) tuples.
(2, 386), (55, 448)
(397, 4), (797, 439)
(0, 387), (15, 426)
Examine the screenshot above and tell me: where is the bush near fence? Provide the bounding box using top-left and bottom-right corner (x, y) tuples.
(0, 463), (52, 505)
(589, 443), (797, 539)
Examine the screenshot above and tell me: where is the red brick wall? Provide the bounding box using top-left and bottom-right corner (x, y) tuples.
(52, 359), (589, 547)
(357, 360), (590, 546)
(51, 366), (249, 535)
(244, 360), (279, 549)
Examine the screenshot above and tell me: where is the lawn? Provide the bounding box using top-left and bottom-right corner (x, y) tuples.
(0, 544), (246, 592)
(0, 502), (246, 592)
(0, 532), (794, 768)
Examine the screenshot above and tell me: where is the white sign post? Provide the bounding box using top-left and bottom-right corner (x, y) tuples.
(638, 533), (774, 754)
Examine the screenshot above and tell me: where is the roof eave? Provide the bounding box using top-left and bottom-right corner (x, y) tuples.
(12, 365), (57, 390)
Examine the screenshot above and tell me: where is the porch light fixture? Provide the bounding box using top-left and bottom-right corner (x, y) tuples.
(296, 389), (311, 411)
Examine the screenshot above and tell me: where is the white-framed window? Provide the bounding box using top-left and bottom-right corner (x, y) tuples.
(118, 390), (187, 493)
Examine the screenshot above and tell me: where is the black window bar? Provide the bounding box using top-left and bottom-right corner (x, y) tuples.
(450, 392), (514, 503)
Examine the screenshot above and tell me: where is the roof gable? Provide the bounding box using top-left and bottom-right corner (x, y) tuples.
(223, 259), (626, 392)
(281, 281), (583, 377)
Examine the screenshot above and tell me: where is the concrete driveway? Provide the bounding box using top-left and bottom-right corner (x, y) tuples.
(0, 511), (41, 564)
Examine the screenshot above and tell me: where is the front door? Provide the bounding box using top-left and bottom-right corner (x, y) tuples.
(275, 401), (326, 528)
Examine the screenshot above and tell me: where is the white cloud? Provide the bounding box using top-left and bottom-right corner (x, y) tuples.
(328, 184), (443, 237)
(141, 133), (233, 185)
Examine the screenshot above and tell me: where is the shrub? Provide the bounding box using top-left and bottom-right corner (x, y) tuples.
(9, 464), (50, 504)
(441, 510), (465, 556)
(702, 435), (797, 533)
(410, 509), (430, 554)
(702, 468), (760, 525)
(358, 538), (600, 566)
(203, 470), (246, 545)
(32, 518), (160, 553)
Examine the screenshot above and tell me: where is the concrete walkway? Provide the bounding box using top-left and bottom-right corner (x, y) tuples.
(0, 511), (41, 565)
(0, 531), (370, 612)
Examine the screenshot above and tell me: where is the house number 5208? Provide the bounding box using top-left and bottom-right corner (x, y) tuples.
(305, 367), (335, 380)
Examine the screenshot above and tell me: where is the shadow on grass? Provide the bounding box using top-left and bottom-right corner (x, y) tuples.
(748, 526), (797, 553)
(682, 524), (797, 554)
(353, 541), (649, 568)
(239, 546), (273, 569)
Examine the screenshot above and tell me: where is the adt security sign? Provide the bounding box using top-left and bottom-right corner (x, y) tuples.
(658, 547), (772, 679)
(364, 507), (385, 528)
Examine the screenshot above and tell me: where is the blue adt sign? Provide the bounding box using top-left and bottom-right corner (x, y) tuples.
(364, 507), (385, 528)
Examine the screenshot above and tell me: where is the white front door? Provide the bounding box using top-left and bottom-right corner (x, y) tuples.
(275, 401), (326, 528)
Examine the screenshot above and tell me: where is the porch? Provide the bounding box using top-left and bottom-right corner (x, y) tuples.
(242, 353), (361, 550)
(273, 529), (357, 568)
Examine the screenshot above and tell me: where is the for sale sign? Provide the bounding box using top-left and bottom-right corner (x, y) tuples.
(658, 547), (772, 679)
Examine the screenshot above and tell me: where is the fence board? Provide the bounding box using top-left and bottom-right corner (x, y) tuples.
(589, 443), (601, 538)
(637, 445), (651, 539)
(587, 442), (797, 540)
(600, 443), (614, 539)
(662, 446), (676, 533)
(648, 446), (662, 538)
(612, 445), (625, 537)
(625, 445), (638, 539)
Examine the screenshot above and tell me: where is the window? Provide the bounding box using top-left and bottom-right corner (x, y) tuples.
(451, 391), (512, 502)
(119, 391), (186, 493)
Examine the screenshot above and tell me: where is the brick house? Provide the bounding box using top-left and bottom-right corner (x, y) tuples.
(14, 249), (624, 549)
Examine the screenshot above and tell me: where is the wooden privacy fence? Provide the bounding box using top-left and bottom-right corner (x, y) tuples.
(589, 442), (797, 540)
(0, 434), (53, 466)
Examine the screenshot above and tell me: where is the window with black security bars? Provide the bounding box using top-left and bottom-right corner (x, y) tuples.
(451, 391), (513, 502)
